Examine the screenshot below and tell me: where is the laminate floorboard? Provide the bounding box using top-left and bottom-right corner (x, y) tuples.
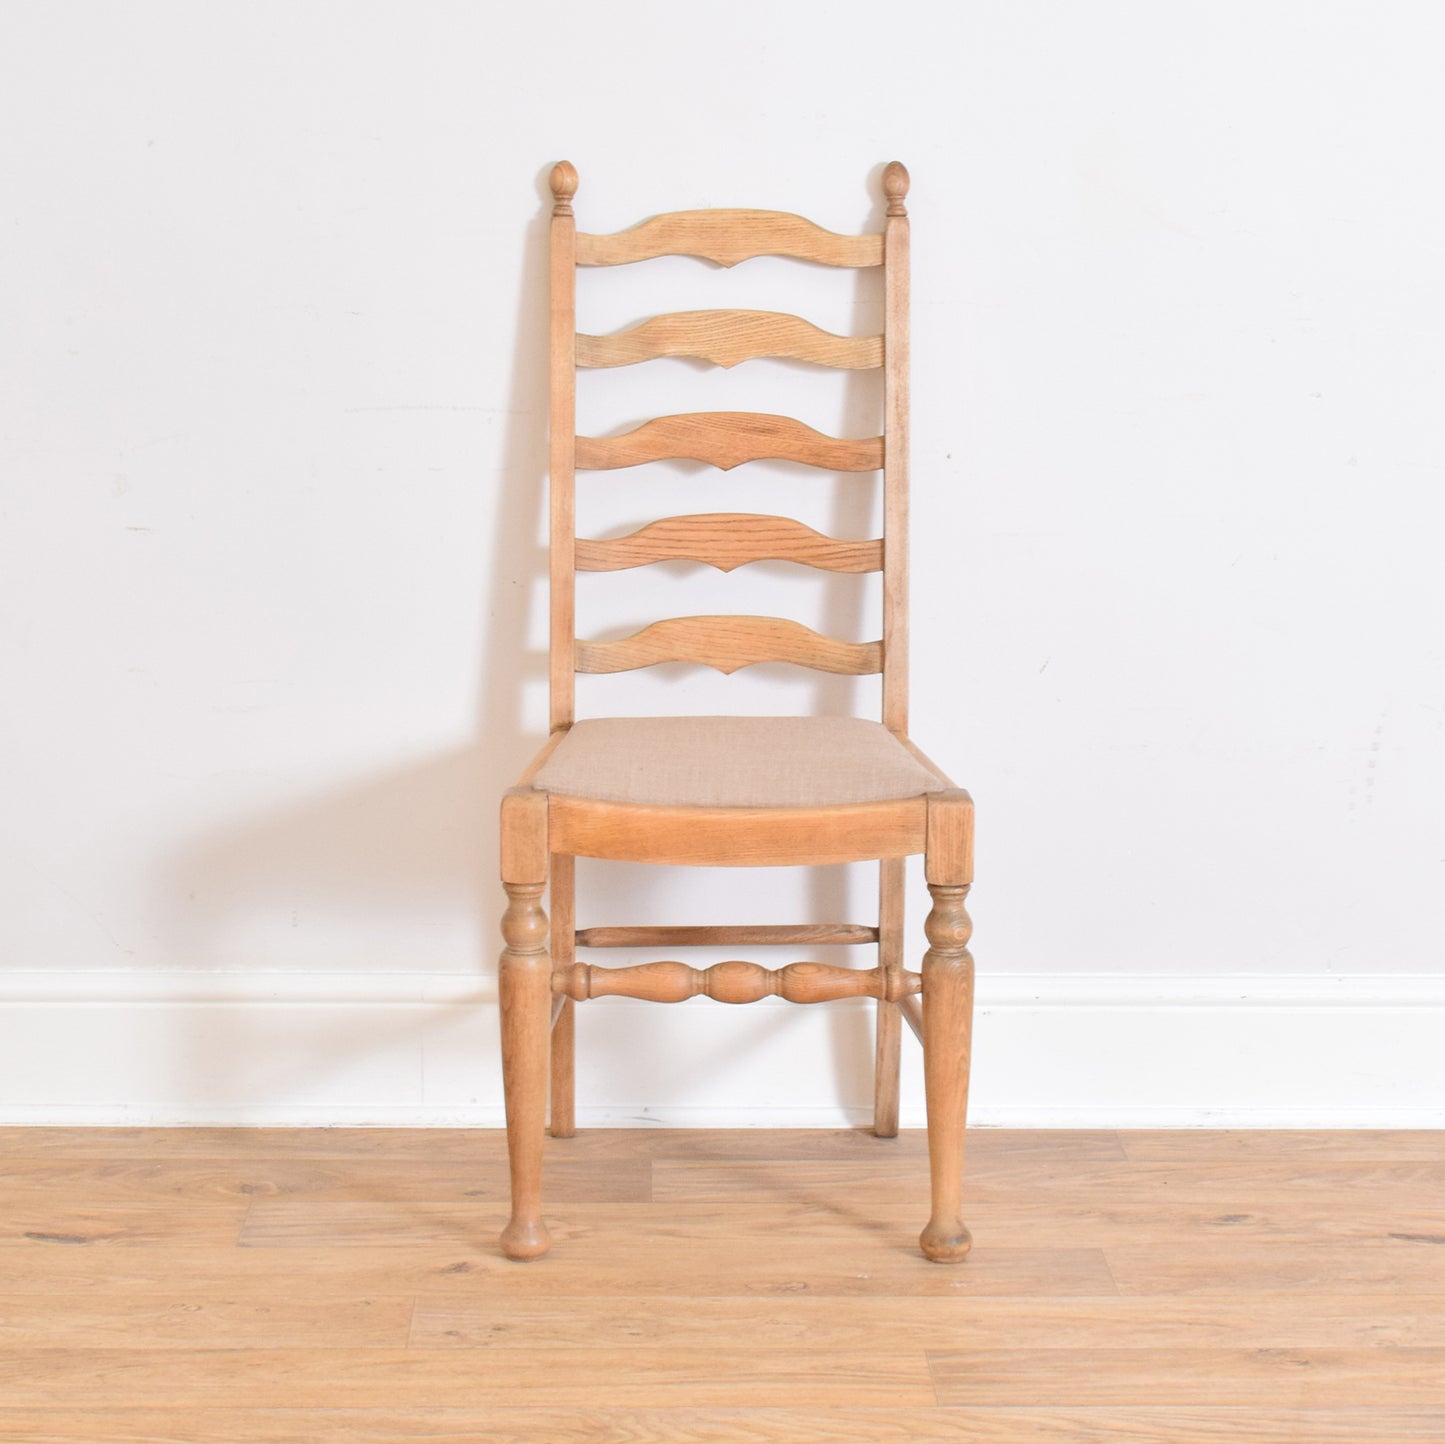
(1, 1127), (1440, 1438)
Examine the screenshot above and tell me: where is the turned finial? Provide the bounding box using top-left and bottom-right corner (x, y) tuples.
(882, 160), (910, 217)
(550, 160), (578, 216)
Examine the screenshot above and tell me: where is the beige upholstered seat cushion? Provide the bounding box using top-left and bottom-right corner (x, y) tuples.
(532, 716), (948, 809)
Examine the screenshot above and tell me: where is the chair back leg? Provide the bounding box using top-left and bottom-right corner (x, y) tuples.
(873, 856), (906, 1136)
(549, 853), (577, 1138)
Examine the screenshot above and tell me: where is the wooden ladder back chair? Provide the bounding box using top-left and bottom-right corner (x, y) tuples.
(500, 160), (976, 1263)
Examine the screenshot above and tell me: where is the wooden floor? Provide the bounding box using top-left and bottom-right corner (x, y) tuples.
(1, 1128), (1443, 1441)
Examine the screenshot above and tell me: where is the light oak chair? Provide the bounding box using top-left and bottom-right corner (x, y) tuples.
(499, 161), (975, 1263)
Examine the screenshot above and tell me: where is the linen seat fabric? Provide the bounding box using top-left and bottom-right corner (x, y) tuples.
(532, 716), (949, 809)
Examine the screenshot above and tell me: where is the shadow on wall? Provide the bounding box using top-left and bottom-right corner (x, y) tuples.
(159, 162), (904, 1122)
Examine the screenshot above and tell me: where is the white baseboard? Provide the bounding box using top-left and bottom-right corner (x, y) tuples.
(1, 970), (1441, 1128)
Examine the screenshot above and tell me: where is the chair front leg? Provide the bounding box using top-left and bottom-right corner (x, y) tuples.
(499, 877), (552, 1260)
(919, 880), (975, 1262)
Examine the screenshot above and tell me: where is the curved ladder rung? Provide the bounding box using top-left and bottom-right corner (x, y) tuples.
(575, 514), (883, 574)
(575, 615), (883, 676)
(576, 310), (882, 370)
(576, 210), (883, 269)
(575, 413), (883, 472)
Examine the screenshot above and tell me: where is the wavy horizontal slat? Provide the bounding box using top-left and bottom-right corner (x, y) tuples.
(575, 413), (883, 472)
(553, 960), (922, 1005)
(575, 615), (882, 676)
(576, 211), (883, 268)
(576, 310), (882, 370)
(575, 514), (882, 574)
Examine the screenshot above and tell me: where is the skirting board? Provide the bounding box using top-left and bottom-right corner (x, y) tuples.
(0, 971), (1441, 1128)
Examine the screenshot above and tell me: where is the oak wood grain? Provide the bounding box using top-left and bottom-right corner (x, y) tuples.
(576, 210), (883, 268)
(882, 160), (911, 732)
(927, 1347), (1445, 1408)
(549, 162), (578, 729)
(0, 1156), (647, 1208)
(577, 309), (882, 369)
(0, 1205), (247, 1248)
(0, 1346), (936, 1409)
(874, 856), (906, 1137)
(0, 1237), (1112, 1300)
(575, 614), (882, 675)
(925, 788), (974, 886)
(552, 960), (921, 1005)
(575, 412), (883, 471)
(406, 1292), (1445, 1351)
(575, 923), (879, 948)
(547, 794), (926, 867)
(919, 882), (974, 1261)
(0, 1126), (1118, 1164)
(3, 1407), (1443, 1444)
(0, 1295), (412, 1349)
(548, 850), (577, 1138)
(1107, 1241), (1445, 1296)
(575, 513), (882, 573)
(1120, 1131), (1445, 1162)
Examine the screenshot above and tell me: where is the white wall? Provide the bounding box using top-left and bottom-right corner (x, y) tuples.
(2, 1), (1442, 1126)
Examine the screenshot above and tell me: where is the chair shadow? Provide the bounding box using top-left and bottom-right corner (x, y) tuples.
(160, 162), (904, 1131)
(158, 168), (552, 1116)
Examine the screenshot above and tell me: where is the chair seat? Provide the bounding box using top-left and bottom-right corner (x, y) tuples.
(532, 716), (949, 809)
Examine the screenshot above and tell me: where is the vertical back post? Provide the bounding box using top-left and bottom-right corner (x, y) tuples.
(881, 161), (910, 734)
(548, 161), (579, 730)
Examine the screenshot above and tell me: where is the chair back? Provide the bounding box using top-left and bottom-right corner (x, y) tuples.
(547, 162), (913, 734)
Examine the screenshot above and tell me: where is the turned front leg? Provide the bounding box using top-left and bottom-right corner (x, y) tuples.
(499, 878), (552, 1260)
(919, 881), (975, 1262)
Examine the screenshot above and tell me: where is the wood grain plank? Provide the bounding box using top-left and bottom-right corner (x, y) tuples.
(0, 1156), (632, 1207)
(0, 1242), (1116, 1299)
(583, 1196), (1445, 1251)
(575, 413), (883, 472)
(0, 1295), (412, 1349)
(577, 309), (882, 369)
(0, 1126), (1103, 1163)
(928, 1347), (1445, 1407)
(576, 210), (883, 268)
(490, 1127), (1120, 1165)
(0, 1346), (935, 1408)
(0, 1205), (247, 1248)
(1108, 1242), (1445, 1296)
(575, 615), (882, 675)
(1120, 1131), (1445, 1163)
(651, 1156), (1445, 1201)
(3, 1407), (1444, 1444)
(408, 1292), (1445, 1351)
(575, 513), (882, 573)
(2, 1124), (1442, 1440)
